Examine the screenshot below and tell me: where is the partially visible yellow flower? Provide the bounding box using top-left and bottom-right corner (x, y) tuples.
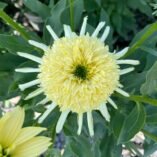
(0, 107), (51, 157)
(16, 17), (140, 136)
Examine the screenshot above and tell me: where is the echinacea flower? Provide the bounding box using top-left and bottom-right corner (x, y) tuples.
(16, 17), (139, 136)
(0, 107), (51, 157)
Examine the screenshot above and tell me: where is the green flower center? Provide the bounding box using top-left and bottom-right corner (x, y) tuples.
(0, 145), (10, 157)
(73, 65), (88, 80)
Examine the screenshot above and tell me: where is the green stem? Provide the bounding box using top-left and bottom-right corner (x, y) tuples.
(0, 10), (30, 40)
(123, 22), (157, 58)
(116, 94), (157, 106)
(129, 95), (157, 106)
(69, 0), (74, 31)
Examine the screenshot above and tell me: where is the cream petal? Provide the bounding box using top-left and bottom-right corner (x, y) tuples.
(107, 98), (118, 109)
(38, 102), (56, 123)
(80, 16), (88, 35)
(0, 112), (10, 132)
(99, 103), (110, 121)
(17, 52), (42, 64)
(46, 25), (59, 40)
(116, 88), (129, 97)
(100, 26), (110, 42)
(120, 67), (135, 75)
(15, 68), (40, 73)
(28, 40), (48, 51)
(13, 127), (46, 146)
(115, 47), (129, 59)
(87, 111), (94, 136)
(12, 137), (51, 157)
(63, 25), (72, 37)
(19, 79), (40, 91)
(77, 113), (83, 135)
(117, 59), (140, 65)
(92, 22), (105, 37)
(24, 88), (43, 100)
(118, 83), (123, 88)
(56, 110), (70, 133)
(36, 97), (49, 106)
(0, 107), (24, 147)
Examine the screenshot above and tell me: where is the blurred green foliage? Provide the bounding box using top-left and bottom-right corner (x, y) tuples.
(0, 0), (157, 156)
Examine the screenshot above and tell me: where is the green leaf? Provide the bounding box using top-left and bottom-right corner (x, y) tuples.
(111, 112), (125, 139)
(142, 129), (157, 142)
(24, 0), (51, 19)
(0, 34), (33, 53)
(140, 46), (157, 57)
(0, 2), (7, 10)
(0, 11), (31, 40)
(117, 103), (146, 144)
(0, 72), (18, 100)
(64, 136), (101, 157)
(141, 61), (157, 96)
(61, 0), (84, 31)
(84, 0), (99, 12)
(100, 134), (122, 157)
(146, 106), (157, 125)
(43, 0), (66, 43)
(0, 53), (25, 71)
(45, 148), (61, 157)
(144, 143), (157, 157)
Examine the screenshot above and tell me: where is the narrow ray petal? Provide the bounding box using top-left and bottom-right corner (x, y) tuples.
(118, 83), (123, 88)
(15, 68), (40, 73)
(14, 127), (47, 146)
(17, 52), (42, 64)
(56, 110), (70, 133)
(115, 47), (129, 59)
(92, 22), (105, 37)
(100, 26), (110, 42)
(38, 102), (56, 123)
(87, 111), (94, 136)
(25, 88), (43, 100)
(46, 25), (59, 40)
(107, 98), (118, 109)
(36, 97), (49, 106)
(19, 79), (40, 91)
(117, 59), (140, 65)
(77, 113), (83, 135)
(116, 88), (129, 97)
(80, 16), (88, 35)
(28, 40), (48, 51)
(120, 67), (135, 75)
(63, 25), (72, 37)
(99, 103), (110, 121)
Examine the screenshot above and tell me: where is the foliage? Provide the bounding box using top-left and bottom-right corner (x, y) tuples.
(0, 0), (157, 156)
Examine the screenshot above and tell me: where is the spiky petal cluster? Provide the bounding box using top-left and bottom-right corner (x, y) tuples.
(16, 17), (139, 136)
(0, 107), (51, 157)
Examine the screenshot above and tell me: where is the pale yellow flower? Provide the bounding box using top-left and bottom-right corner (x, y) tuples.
(0, 107), (51, 157)
(16, 17), (139, 136)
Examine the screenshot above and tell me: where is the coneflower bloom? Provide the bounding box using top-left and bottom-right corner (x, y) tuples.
(16, 17), (139, 136)
(0, 107), (51, 157)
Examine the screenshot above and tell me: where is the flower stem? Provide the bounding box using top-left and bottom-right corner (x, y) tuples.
(123, 22), (157, 58)
(115, 93), (157, 106)
(0, 10), (30, 40)
(69, 0), (74, 31)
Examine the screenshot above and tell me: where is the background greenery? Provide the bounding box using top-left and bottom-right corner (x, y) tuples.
(1, 0), (157, 156)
